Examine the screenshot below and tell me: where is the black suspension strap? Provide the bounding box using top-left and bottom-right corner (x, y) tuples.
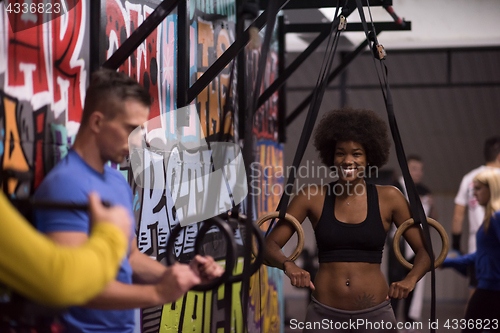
(264, 0), (350, 236)
(354, 1), (437, 331)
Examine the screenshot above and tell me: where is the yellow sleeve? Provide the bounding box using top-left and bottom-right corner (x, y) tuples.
(0, 192), (128, 307)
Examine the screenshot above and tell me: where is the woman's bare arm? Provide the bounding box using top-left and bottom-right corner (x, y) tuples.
(264, 186), (318, 289)
(381, 186), (432, 299)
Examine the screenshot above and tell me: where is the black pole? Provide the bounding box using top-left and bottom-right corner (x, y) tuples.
(89, 1), (103, 74)
(277, 14), (286, 143)
(259, 0), (393, 10)
(237, 0), (247, 141)
(177, 1), (189, 108)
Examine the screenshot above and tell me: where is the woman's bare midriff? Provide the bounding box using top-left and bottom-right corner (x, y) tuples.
(312, 262), (389, 311)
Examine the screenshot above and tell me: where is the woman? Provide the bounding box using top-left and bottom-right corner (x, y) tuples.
(442, 169), (500, 332)
(264, 108), (431, 332)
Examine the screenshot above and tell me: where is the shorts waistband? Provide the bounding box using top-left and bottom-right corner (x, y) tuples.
(310, 296), (391, 315)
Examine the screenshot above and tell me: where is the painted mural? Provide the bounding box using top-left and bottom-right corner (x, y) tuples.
(0, 0), (87, 197)
(246, 27), (284, 333)
(0, 0), (283, 332)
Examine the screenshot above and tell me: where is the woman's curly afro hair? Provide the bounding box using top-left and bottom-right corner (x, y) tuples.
(313, 107), (391, 168)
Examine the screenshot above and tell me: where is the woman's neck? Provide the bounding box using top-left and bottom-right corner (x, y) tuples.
(335, 178), (366, 198)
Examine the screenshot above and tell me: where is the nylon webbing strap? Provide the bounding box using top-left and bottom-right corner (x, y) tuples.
(264, 1), (347, 235)
(354, 1), (437, 331)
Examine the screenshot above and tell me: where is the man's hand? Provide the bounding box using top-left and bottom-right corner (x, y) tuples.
(189, 255), (224, 284)
(88, 192), (131, 240)
(154, 264), (202, 303)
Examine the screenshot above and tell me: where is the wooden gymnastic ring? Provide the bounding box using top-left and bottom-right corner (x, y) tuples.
(393, 217), (449, 270)
(254, 211), (304, 262)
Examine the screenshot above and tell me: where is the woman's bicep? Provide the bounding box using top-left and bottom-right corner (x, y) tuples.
(265, 192), (310, 248)
(389, 187), (412, 227)
(387, 187), (426, 252)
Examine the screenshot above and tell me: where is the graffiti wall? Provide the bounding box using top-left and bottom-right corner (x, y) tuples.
(246, 28), (285, 333)
(0, 0), (87, 197)
(1, 0), (283, 332)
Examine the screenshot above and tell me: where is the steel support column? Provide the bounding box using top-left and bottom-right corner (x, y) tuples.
(277, 14), (286, 143)
(177, 1), (189, 108)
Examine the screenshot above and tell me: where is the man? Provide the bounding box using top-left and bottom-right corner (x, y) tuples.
(451, 136), (500, 294)
(35, 69), (222, 332)
(388, 155), (436, 328)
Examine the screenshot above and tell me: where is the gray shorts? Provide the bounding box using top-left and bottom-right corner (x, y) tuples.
(302, 296), (397, 333)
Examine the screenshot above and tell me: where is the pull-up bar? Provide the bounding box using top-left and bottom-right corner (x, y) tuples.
(259, 0), (392, 10)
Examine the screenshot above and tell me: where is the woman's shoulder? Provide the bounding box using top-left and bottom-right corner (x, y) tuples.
(493, 211), (500, 224)
(374, 184), (405, 198)
(374, 184), (408, 209)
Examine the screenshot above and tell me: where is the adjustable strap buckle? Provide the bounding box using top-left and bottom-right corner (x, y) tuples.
(373, 43), (387, 60)
(338, 15), (347, 31)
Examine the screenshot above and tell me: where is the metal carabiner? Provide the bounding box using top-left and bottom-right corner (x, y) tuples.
(338, 15), (347, 31)
(373, 43), (387, 60)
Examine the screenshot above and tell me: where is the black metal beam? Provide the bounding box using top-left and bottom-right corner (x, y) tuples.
(89, 1), (103, 74)
(285, 21), (411, 33)
(177, 1), (189, 108)
(256, 5), (358, 110)
(277, 15), (286, 143)
(258, 29), (330, 110)
(260, 0), (391, 10)
(285, 33), (379, 126)
(236, 0), (247, 139)
(187, 0), (290, 104)
(256, 3), (363, 110)
(103, 0), (182, 70)
(287, 81), (500, 91)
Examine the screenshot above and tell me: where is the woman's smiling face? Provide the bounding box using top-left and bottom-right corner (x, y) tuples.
(333, 141), (367, 182)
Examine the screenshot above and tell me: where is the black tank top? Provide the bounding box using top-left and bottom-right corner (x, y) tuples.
(314, 182), (387, 263)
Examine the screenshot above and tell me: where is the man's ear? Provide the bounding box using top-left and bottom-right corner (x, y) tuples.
(88, 111), (105, 133)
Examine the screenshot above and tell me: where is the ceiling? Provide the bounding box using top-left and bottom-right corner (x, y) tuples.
(284, 0), (500, 52)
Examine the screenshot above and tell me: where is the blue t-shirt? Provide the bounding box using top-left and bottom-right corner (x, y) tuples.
(35, 150), (135, 333)
(474, 211), (500, 291)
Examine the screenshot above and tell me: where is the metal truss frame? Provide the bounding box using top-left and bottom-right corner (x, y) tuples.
(89, 0), (410, 143)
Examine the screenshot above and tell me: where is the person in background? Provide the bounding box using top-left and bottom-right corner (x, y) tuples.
(442, 169), (500, 333)
(387, 155), (436, 329)
(451, 136), (500, 296)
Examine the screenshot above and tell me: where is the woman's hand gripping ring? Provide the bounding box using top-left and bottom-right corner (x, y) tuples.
(393, 217), (449, 270)
(254, 211), (305, 262)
